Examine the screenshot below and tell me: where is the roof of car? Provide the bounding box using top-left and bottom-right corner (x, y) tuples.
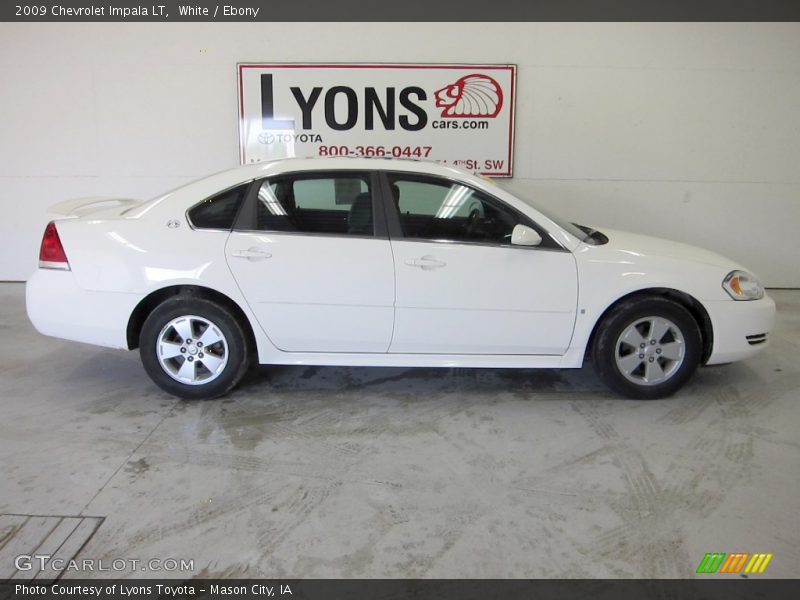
(231, 156), (474, 179)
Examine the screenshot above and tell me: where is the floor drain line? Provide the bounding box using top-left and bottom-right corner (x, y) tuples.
(0, 513), (104, 582)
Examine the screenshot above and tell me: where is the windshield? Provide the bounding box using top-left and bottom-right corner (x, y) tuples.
(492, 180), (590, 242)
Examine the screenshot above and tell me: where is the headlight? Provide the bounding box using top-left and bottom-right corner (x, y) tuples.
(722, 270), (764, 301)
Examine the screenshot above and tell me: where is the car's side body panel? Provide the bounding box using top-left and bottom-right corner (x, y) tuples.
(28, 212), (265, 355)
(569, 230), (776, 366)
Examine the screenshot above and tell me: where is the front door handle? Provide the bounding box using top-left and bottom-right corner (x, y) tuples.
(231, 247), (272, 261)
(405, 255), (446, 270)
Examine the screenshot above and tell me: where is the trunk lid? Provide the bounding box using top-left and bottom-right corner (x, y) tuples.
(47, 197), (142, 219)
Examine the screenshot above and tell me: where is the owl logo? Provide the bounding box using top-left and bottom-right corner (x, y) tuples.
(434, 74), (504, 118)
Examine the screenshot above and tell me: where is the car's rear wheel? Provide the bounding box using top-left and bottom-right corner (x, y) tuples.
(140, 296), (250, 399)
(592, 297), (702, 399)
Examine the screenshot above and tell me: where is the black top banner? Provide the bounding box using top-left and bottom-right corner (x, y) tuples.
(2, 0), (800, 22)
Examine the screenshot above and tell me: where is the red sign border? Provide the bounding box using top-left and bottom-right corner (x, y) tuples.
(237, 63), (516, 177)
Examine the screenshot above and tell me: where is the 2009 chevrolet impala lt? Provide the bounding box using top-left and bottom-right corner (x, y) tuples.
(26, 158), (775, 399)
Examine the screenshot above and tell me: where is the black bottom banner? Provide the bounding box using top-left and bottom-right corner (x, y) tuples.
(2, 579), (799, 600)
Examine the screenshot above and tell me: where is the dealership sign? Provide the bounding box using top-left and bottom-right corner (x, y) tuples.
(238, 63), (516, 176)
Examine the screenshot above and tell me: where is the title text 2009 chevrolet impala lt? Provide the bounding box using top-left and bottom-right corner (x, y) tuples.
(26, 158), (775, 399)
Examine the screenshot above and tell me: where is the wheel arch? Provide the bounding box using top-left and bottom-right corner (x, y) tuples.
(126, 285), (257, 353)
(585, 288), (714, 365)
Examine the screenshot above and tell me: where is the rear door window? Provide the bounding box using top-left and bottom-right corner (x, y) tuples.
(253, 172), (374, 236)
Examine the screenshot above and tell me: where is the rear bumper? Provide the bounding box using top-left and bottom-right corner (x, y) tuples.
(705, 294), (776, 365)
(26, 269), (141, 350)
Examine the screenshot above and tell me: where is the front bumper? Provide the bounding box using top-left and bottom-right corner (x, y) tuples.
(704, 294), (776, 365)
(26, 269), (142, 350)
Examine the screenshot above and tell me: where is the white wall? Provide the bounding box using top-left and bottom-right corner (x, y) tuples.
(1, 22), (798, 285)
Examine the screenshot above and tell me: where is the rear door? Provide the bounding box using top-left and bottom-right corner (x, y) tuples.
(226, 171), (395, 353)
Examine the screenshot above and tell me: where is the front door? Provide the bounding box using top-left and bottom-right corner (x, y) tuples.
(384, 173), (578, 355)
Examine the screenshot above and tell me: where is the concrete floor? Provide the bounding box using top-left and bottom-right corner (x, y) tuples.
(0, 282), (798, 579)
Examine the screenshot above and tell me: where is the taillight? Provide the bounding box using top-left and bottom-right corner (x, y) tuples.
(39, 221), (70, 270)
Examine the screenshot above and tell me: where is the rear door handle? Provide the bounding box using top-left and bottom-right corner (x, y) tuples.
(231, 247), (272, 261)
(405, 255), (446, 270)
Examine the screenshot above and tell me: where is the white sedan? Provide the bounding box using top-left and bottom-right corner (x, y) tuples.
(27, 158), (775, 400)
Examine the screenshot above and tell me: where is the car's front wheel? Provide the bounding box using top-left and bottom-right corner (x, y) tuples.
(592, 297), (702, 399)
(139, 296), (250, 399)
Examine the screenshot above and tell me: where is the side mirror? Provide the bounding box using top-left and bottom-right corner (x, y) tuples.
(511, 224), (542, 247)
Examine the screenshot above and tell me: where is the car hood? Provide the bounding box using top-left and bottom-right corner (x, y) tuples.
(589, 227), (742, 271)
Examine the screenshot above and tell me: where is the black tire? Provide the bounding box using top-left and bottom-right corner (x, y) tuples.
(591, 297), (702, 400)
(139, 295), (250, 400)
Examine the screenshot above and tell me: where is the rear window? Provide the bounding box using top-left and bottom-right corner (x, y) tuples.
(188, 184), (248, 230)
